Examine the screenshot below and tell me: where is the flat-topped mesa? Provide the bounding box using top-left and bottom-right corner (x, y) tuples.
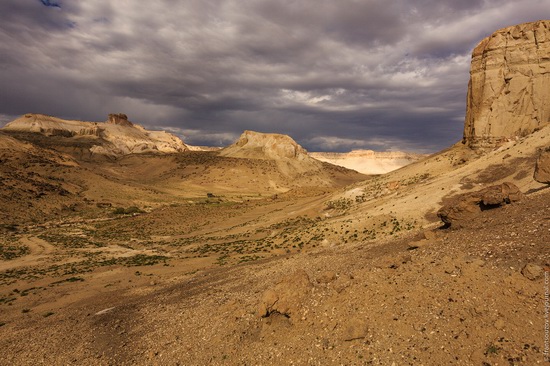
(463, 20), (550, 149)
(220, 130), (311, 161)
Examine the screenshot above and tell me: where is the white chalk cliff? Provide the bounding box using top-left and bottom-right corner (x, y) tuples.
(309, 150), (426, 175)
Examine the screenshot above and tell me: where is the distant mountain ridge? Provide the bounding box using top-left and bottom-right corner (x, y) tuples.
(2, 113), (188, 157)
(310, 150), (426, 174)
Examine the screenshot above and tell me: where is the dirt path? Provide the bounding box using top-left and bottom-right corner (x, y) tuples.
(0, 236), (56, 271)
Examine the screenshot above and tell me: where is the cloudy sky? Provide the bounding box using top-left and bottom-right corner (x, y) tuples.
(0, 1), (546, 152)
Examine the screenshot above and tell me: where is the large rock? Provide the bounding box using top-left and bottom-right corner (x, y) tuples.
(257, 269), (313, 320)
(463, 20), (550, 149)
(534, 149), (550, 184)
(437, 182), (523, 228)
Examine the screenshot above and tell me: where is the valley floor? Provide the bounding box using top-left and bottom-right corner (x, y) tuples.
(0, 187), (548, 365)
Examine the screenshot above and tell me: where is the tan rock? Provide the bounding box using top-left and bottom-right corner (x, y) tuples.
(534, 149), (550, 184)
(463, 20), (550, 149)
(521, 263), (544, 280)
(257, 269), (313, 319)
(316, 270), (337, 284)
(342, 317), (369, 341)
(437, 182), (523, 228)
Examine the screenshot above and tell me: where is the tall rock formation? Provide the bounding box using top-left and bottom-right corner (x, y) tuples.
(463, 20), (550, 148)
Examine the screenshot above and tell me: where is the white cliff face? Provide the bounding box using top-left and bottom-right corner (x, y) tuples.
(309, 150), (426, 175)
(2, 113), (188, 156)
(463, 20), (550, 149)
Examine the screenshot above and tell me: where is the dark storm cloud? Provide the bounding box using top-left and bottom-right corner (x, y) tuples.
(40, 0), (61, 9)
(0, 0), (547, 151)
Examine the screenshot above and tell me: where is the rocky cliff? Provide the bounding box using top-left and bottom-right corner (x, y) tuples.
(463, 20), (550, 148)
(2, 113), (188, 157)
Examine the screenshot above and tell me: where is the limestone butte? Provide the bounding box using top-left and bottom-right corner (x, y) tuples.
(220, 130), (311, 161)
(219, 130), (333, 179)
(463, 20), (550, 148)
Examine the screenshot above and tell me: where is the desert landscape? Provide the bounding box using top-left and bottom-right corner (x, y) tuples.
(0, 18), (549, 366)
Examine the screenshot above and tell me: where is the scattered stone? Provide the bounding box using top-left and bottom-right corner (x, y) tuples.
(342, 317), (369, 341)
(422, 230), (439, 241)
(494, 319), (505, 330)
(521, 263), (544, 280)
(317, 271), (337, 284)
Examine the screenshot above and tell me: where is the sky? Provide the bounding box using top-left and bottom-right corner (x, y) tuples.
(0, 1), (547, 152)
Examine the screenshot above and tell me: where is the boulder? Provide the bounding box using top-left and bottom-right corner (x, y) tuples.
(437, 182), (523, 228)
(257, 269), (313, 319)
(534, 149), (550, 184)
(521, 263), (544, 281)
(463, 20), (550, 149)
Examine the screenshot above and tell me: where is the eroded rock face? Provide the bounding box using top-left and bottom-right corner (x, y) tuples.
(463, 20), (550, 149)
(534, 149), (550, 184)
(107, 113), (133, 127)
(437, 182), (523, 228)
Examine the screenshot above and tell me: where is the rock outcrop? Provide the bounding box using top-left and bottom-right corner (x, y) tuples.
(2, 113), (188, 157)
(437, 182), (523, 228)
(257, 270), (313, 319)
(220, 130), (311, 161)
(107, 113), (133, 127)
(463, 20), (550, 149)
(534, 148), (550, 184)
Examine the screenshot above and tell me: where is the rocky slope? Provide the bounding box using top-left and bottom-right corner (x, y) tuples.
(309, 150), (426, 175)
(463, 20), (550, 149)
(2, 113), (188, 158)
